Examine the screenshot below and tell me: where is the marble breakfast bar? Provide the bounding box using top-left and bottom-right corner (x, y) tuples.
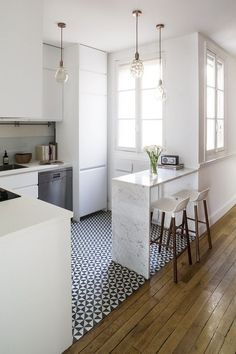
(112, 168), (198, 279)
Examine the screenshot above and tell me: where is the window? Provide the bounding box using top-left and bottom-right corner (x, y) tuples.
(206, 50), (225, 154)
(117, 59), (163, 151)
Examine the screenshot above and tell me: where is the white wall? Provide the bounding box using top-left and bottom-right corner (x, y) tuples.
(198, 34), (236, 223)
(108, 33), (199, 208)
(0, 125), (54, 162)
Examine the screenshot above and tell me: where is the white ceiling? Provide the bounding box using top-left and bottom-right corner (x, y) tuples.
(43, 0), (236, 55)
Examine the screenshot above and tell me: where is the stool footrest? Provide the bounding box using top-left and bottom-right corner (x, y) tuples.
(187, 217), (206, 225)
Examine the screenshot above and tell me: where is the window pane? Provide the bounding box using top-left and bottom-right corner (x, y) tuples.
(206, 119), (215, 151)
(118, 91), (135, 118)
(142, 120), (162, 148)
(118, 120), (135, 148)
(207, 87), (215, 118)
(217, 61), (224, 90)
(217, 119), (224, 148)
(142, 60), (160, 89)
(207, 53), (215, 87)
(141, 89), (162, 119)
(118, 65), (135, 90)
(217, 90), (224, 119)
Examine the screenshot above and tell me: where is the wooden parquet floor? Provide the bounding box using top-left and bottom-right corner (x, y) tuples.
(64, 206), (236, 354)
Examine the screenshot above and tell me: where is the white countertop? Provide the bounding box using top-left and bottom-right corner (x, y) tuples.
(0, 195), (73, 238)
(0, 161), (72, 177)
(113, 168), (198, 188)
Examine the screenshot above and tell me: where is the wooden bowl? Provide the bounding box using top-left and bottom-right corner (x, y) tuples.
(15, 153), (32, 164)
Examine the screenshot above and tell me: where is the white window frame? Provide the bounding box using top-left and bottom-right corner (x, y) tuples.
(115, 56), (165, 153)
(204, 42), (227, 159)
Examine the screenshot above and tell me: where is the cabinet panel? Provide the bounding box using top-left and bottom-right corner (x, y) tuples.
(43, 45), (60, 70)
(14, 186), (38, 198)
(79, 45), (107, 74)
(0, 0), (42, 118)
(43, 69), (63, 121)
(79, 167), (107, 217)
(79, 94), (107, 169)
(79, 71), (107, 95)
(0, 172), (38, 189)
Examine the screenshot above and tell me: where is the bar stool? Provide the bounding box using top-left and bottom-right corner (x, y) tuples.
(172, 188), (212, 262)
(151, 196), (192, 283)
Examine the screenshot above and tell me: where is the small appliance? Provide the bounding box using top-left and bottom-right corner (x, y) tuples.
(161, 155), (179, 165)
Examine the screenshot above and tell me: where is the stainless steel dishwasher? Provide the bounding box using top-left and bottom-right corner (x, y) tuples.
(38, 167), (73, 211)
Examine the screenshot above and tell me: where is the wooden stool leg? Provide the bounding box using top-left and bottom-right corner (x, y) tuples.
(194, 204), (200, 262)
(158, 212), (165, 253)
(180, 212), (185, 239)
(203, 199), (212, 250)
(172, 217), (177, 283)
(183, 209), (192, 265)
(167, 218), (173, 246)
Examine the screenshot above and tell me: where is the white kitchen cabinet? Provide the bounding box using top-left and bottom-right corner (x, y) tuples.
(79, 167), (107, 217)
(79, 45), (107, 74)
(0, 172), (38, 198)
(0, 0), (43, 119)
(79, 94), (107, 169)
(43, 44), (63, 121)
(78, 45), (107, 217)
(57, 44), (107, 220)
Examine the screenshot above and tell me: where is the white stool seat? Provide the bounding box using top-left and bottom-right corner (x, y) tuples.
(172, 187), (212, 262)
(151, 195), (192, 283)
(172, 188), (209, 203)
(152, 196), (189, 215)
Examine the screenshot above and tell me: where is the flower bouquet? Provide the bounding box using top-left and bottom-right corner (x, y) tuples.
(144, 145), (163, 175)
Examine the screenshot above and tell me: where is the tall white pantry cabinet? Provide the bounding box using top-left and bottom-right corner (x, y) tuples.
(57, 44), (107, 220)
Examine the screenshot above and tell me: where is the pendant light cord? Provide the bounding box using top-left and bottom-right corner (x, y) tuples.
(136, 13), (138, 55)
(159, 26), (162, 81)
(60, 27), (63, 65)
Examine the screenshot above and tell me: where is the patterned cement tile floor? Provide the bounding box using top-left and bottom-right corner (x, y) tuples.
(71, 211), (195, 341)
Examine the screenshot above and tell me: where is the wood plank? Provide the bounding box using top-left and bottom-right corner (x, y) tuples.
(171, 249), (236, 354)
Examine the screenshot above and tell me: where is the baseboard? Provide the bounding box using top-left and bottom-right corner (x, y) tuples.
(209, 194), (236, 226)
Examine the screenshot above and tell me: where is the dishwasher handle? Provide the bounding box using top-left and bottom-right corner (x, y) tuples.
(52, 172), (61, 179)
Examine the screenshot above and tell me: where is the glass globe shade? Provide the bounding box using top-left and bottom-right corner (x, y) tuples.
(130, 58), (144, 78)
(55, 66), (69, 83)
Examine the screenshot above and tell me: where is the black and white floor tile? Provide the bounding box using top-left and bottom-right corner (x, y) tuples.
(71, 211), (195, 341)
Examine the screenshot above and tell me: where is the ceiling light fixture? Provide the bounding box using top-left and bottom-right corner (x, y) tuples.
(55, 22), (68, 84)
(156, 24), (167, 101)
(130, 10), (144, 78)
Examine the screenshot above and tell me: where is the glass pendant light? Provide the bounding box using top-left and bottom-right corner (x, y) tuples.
(156, 24), (167, 101)
(130, 10), (144, 78)
(55, 22), (68, 84)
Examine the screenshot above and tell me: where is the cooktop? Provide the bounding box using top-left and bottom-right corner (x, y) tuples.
(0, 188), (21, 202)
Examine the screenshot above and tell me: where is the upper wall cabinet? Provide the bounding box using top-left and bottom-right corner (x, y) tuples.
(43, 45), (63, 121)
(0, 0), (43, 119)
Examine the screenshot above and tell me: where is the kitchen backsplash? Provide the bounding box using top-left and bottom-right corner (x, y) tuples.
(0, 125), (54, 163)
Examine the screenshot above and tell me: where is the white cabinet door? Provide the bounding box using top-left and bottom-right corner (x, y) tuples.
(79, 45), (107, 74)
(14, 186), (38, 198)
(0, 172), (38, 198)
(0, 172), (38, 189)
(0, 0), (42, 119)
(43, 68), (63, 121)
(43, 44), (60, 70)
(79, 71), (107, 96)
(79, 93), (107, 169)
(79, 167), (107, 217)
